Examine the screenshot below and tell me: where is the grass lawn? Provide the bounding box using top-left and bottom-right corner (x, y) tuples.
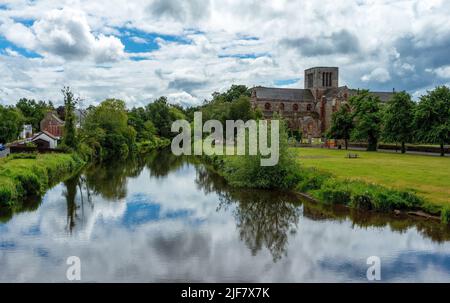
(294, 147), (450, 207)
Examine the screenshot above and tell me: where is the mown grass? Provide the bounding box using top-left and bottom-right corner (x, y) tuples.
(0, 153), (85, 207)
(294, 148), (450, 207)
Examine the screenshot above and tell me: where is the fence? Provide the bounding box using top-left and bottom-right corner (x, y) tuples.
(9, 145), (66, 154)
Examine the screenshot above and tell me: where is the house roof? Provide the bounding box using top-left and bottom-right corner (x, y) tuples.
(252, 86), (315, 101)
(43, 111), (64, 124)
(32, 131), (58, 141)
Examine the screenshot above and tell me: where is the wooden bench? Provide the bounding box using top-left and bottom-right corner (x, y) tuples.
(347, 153), (359, 158)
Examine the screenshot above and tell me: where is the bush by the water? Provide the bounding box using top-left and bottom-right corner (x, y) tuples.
(296, 168), (332, 192)
(217, 120), (302, 190)
(310, 177), (424, 212)
(0, 153), (84, 207)
(136, 137), (171, 154)
(442, 207), (450, 225)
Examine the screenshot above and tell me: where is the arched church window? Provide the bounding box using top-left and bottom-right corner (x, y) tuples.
(307, 104), (312, 111)
(265, 103), (271, 110)
(279, 103), (284, 110)
(293, 104), (298, 111)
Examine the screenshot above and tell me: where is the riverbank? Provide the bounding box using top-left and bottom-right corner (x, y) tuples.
(0, 153), (85, 208)
(295, 147), (450, 205)
(200, 147), (450, 224)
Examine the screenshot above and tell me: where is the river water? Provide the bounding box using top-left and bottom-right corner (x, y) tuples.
(1, 151), (449, 282)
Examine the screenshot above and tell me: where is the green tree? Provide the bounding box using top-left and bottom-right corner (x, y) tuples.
(61, 87), (78, 150)
(350, 90), (381, 151)
(81, 99), (136, 159)
(382, 91), (415, 153)
(328, 103), (354, 150)
(16, 98), (53, 131)
(229, 95), (257, 121)
(146, 97), (186, 138)
(414, 86), (450, 156)
(127, 107), (148, 141)
(211, 85), (250, 103)
(0, 105), (23, 143)
(196, 85), (260, 125)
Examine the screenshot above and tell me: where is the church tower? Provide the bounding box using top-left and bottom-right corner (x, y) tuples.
(304, 67), (339, 94)
(304, 67), (339, 135)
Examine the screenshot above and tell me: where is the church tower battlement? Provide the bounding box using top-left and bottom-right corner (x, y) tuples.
(304, 67), (339, 90)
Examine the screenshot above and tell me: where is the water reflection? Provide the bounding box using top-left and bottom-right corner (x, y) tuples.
(219, 190), (301, 261)
(0, 151), (450, 282)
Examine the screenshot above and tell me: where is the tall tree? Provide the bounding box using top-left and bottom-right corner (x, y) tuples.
(414, 86), (450, 156)
(145, 97), (186, 138)
(229, 95), (257, 121)
(61, 87), (78, 150)
(211, 85), (250, 103)
(81, 99), (136, 159)
(0, 105), (23, 143)
(16, 98), (52, 131)
(382, 91), (415, 153)
(350, 90), (381, 151)
(328, 103), (354, 150)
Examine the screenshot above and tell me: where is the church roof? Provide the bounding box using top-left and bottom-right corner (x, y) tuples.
(252, 86), (314, 101)
(324, 86), (348, 98)
(371, 91), (394, 102)
(348, 89), (394, 102)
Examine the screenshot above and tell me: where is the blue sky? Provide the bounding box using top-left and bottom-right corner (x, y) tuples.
(1, 0), (450, 107)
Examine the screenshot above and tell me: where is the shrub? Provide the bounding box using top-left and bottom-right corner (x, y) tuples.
(136, 137), (171, 154)
(441, 207), (450, 225)
(318, 179), (351, 205)
(295, 167), (425, 214)
(78, 143), (95, 162)
(14, 170), (42, 196)
(296, 168), (331, 192)
(221, 119), (303, 190)
(0, 178), (17, 207)
(350, 192), (373, 210)
(8, 153), (37, 160)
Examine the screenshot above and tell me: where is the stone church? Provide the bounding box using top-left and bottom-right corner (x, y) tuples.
(250, 67), (393, 140)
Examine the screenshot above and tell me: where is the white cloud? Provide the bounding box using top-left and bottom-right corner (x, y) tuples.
(3, 48), (20, 57)
(31, 8), (124, 62)
(361, 67), (391, 83)
(0, 1), (450, 106)
(428, 65), (450, 79)
(93, 34), (125, 63)
(0, 18), (36, 49)
(130, 36), (148, 44)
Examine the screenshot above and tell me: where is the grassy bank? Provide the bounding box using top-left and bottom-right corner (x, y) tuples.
(0, 153), (85, 207)
(294, 148), (449, 207)
(200, 145), (450, 224)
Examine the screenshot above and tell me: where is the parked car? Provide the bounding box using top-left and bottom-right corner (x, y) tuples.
(0, 144), (5, 151)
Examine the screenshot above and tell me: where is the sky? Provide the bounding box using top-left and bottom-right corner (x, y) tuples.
(0, 0), (450, 108)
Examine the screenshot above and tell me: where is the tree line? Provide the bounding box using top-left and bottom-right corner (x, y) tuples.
(328, 86), (450, 156)
(0, 85), (260, 160)
(2, 84), (448, 157)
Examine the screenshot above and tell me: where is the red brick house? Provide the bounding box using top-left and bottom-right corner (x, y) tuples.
(40, 111), (64, 138)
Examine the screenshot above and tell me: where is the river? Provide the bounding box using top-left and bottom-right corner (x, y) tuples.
(1, 151), (449, 282)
